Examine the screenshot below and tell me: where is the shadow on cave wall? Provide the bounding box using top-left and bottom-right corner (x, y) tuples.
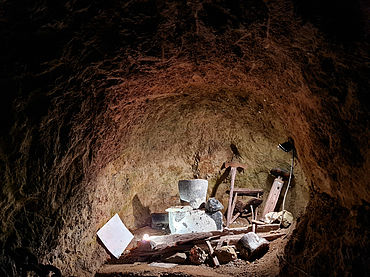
(132, 194), (151, 228)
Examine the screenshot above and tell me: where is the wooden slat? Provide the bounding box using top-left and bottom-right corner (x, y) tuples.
(211, 232), (286, 245)
(261, 177), (284, 218)
(206, 240), (220, 267)
(118, 226), (283, 263)
(230, 212), (241, 224)
(230, 192), (238, 214)
(226, 167), (237, 227)
(251, 219), (266, 225)
(227, 188), (264, 196)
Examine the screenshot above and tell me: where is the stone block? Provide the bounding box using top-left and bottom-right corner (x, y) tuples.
(178, 179), (208, 208)
(237, 232), (269, 261)
(166, 206), (223, 234)
(151, 213), (169, 230)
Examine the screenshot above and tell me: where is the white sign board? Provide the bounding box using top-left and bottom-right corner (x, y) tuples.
(97, 213), (134, 258)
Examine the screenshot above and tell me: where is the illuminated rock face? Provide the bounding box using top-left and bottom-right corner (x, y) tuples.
(0, 0), (368, 276)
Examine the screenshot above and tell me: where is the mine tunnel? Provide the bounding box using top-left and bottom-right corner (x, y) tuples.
(0, 0), (369, 276)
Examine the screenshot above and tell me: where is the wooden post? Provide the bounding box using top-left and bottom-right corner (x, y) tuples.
(261, 176), (284, 218)
(230, 192), (238, 219)
(251, 205), (255, 233)
(255, 192), (260, 219)
(230, 212), (241, 224)
(226, 167), (237, 227)
(206, 240), (220, 267)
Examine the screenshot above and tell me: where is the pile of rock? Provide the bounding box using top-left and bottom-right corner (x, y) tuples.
(166, 179), (224, 234)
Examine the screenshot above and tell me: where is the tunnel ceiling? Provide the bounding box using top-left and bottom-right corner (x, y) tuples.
(0, 0), (369, 276)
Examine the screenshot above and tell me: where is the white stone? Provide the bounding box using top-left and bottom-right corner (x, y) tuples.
(178, 179), (208, 208)
(97, 214), (134, 259)
(263, 210), (293, 227)
(166, 206), (221, 234)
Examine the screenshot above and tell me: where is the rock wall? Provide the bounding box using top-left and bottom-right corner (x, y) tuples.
(0, 0), (368, 276)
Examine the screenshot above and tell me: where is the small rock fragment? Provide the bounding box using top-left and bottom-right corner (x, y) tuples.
(162, 252), (187, 264)
(237, 232), (269, 261)
(215, 246), (237, 264)
(189, 245), (207, 265)
(205, 198), (224, 213)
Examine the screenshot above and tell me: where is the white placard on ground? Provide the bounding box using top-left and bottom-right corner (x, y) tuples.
(97, 213), (134, 258)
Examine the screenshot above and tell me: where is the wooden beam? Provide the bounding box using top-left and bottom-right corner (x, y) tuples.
(261, 177), (284, 218)
(230, 212), (241, 224)
(206, 240), (220, 267)
(251, 219), (266, 225)
(119, 226), (284, 263)
(226, 167), (237, 227)
(230, 191), (238, 216)
(227, 188), (264, 196)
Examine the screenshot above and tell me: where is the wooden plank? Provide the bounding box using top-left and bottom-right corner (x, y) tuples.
(210, 232), (286, 245)
(261, 177), (284, 218)
(206, 240), (220, 267)
(251, 205), (256, 233)
(230, 212), (240, 224)
(149, 231), (224, 250)
(226, 167), (237, 227)
(251, 219), (266, 225)
(119, 226), (284, 263)
(132, 225), (279, 254)
(230, 192), (238, 215)
(256, 224), (280, 232)
(254, 192), (260, 232)
(227, 188), (264, 196)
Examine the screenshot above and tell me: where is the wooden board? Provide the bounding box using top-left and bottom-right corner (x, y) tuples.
(226, 188), (264, 196)
(226, 167), (237, 227)
(261, 177), (284, 218)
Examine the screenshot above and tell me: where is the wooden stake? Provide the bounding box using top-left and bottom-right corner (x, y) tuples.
(227, 167), (237, 227)
(251, 205), (256, 233)
(206, 240), (220, 267)
(230, 212), (241, 224)
(261, 177), (284, 218)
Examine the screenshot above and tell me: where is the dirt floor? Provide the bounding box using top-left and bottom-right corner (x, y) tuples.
(96, 224), (295, 277)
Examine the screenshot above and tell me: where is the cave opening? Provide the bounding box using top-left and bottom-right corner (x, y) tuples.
(0, 0), (369, 276)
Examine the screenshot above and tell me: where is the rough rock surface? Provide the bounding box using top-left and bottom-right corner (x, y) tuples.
(189, 246), (207, 265)
(0, 0), (368, 276)
(215, 246), (237, 264)
(205, 198), (224, 213)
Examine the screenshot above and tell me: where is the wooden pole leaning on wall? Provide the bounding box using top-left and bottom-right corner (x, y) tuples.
(224, 162), (247, 227)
